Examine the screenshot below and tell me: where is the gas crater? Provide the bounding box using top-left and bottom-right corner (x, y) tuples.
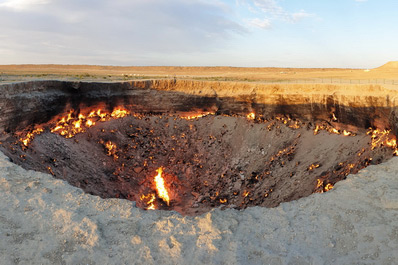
(0, 80), (397, 216)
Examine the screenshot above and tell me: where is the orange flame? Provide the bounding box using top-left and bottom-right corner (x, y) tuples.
(180, 112), (214, 120)
(324, 183), (334, 192)
(308, 164), (320, 171)
(47, 107), (131, 140)
(343, 130), (352, 136)
(111, 108), (130, 118)
(316, 179), (334, 193)
(367, 128), (398, 155)
(247, 112), (255, 120)
(103, 141), (119, 159)
(154, 167), (170, 206)
(140, 193), (156, 210)
(20, 127), (44, 147)
(220, 198), (227, 204)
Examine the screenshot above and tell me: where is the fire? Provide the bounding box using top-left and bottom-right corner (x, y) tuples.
(20, 127), (44, 147)
(48, 107), (131, 140)
(343, 130), (352, 136)
(313, 124), (355, 136)
(220, 198), (227, 204)
(367, 128), (398, 154)
(324, 183), (334, 192)
(247, 112), (256, 120)
(103, 140), (119, 159)
(313, 125), (321, 135)
(154, 167), (170, 206)
(140, 193), (156, 210)
(316, 179), (323, 190)
(329, 128), (340, 135)
(86, 119), (95, 127)
(331, 113), (338, 121)
(316, 179), (334, 193)
(180, 112), (214, 120)
(111, 108), (130, 118)
(308, 164), (320, 171)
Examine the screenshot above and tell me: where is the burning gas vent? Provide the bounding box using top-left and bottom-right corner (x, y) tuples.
(0, 80), (397, 216)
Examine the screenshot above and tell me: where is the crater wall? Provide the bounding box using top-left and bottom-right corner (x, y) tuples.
(1, 80), (397, 134)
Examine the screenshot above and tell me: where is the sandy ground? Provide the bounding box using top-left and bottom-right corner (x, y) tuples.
(1, 149), (398, 264)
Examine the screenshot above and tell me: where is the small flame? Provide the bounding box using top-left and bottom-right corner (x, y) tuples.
(313, 125), (321, 135)
(154, 167), (170, 206)
(316, 179), (334, 193)
(247, 112), (255, 120)
(140, 193), (156, 210)
(180, 112), (214, 120)
(343, 130), (352, 136)
(316, 179), (323, 189)
(111, 108), (130, 118)
(220, 198), (227, 204)
(86, 119), (95, 127)
(329, 128), (340, 135)
(308, 164), (320, 171)
(103, 140), (119, 159)
(324, 183), (334, 192)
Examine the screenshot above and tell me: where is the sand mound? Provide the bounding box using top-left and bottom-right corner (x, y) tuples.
(374, 61), (398, 70)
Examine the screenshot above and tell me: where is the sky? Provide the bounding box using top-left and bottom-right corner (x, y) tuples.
(0, 0), (397, 68)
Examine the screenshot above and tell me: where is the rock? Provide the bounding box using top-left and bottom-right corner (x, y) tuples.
(134, 167), (143, 173)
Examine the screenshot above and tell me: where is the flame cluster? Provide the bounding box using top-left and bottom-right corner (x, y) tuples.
(180, 112), (214, 120)
(316, 179), (334, 193)
(19, 107), (131, 147)
(313, 124), (355, 136)
(20, 128), (44, 147)
(275, 116), (301, 129)
(51, 108), (130, 139)
(100, 140), (119, 159)
(367, 128), (398, 155)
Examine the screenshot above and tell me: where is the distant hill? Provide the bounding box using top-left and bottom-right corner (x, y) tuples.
(375, 61), (398, 70)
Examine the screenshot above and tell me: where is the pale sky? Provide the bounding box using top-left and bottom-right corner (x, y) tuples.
(0, 0), (396, 68)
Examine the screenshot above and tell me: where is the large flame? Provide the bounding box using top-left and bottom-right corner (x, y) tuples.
(154, 167), (170, 206)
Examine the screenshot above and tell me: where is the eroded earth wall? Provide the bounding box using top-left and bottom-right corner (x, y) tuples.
(1, 80), (398, 134)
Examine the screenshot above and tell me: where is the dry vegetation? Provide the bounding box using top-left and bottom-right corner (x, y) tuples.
(0, 62), (398, 85)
